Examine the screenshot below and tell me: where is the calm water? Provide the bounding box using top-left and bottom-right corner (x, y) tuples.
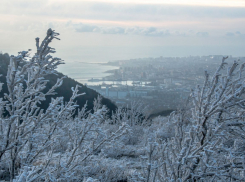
(58, 62), (152, 86)
(58, 62), (119, 84)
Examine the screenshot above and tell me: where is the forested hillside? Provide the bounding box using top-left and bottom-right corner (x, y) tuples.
(0, 53), (117, 116)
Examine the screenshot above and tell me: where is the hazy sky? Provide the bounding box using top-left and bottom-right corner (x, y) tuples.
(1, 0), (245, 63)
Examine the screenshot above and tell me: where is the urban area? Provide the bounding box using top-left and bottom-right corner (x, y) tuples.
(87, 55), (243, 115)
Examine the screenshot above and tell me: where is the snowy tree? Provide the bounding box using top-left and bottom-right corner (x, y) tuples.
(135, 57), (245, 181)
(0, 29), (129, 181)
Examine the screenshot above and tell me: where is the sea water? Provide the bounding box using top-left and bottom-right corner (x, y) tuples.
(58, 61), (119, 85)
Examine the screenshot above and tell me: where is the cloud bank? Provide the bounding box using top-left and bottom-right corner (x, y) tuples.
(74, 23), (211, 37)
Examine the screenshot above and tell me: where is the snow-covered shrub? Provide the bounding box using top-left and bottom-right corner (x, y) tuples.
(111, 101), (149, 126)
(0, 29), (130, 181)
(137, 57), (245, 181)
(151, 116), (175, 140)
(119, 125), (144, 146)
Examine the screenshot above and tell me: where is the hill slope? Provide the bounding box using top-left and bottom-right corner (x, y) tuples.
(0, 53), (117, 116)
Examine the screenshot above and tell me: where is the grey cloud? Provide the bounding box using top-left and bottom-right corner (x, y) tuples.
(142, 27), (157, 34)
(74, 23), (173, 37)
(225, 31), (245, 37)
(75, 23), (98, 32)
(74, 23), (126, 34)
(142, 28), (170, 37)
(126, 27), (170, 36)
(102, 27), (125, 34)
(74, 23), (213, 38)
(226, 32), (235, 36)
(175, 31), (186, 37)
(196, 32), (209, 37)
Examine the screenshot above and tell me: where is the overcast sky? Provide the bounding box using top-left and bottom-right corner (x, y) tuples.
(1, 0), (245, 63)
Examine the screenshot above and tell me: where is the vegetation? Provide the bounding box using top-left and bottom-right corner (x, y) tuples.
(0, 53), (117, 117)
(1, 29), (245, 181)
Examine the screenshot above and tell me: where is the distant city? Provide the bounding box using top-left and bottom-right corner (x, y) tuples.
(86, 55), (245, 114)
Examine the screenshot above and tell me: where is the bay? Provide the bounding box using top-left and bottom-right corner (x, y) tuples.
(57, 62), (119, 84)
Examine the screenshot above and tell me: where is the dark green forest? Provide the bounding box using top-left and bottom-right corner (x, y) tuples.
(0, 53), (117, 116)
